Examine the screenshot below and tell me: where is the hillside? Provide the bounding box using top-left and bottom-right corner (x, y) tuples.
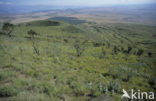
(0, 20), (156, 101)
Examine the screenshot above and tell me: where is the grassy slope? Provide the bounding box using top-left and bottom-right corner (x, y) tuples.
(0, 20), (156, 101)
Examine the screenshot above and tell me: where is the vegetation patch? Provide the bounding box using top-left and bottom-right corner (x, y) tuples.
(19, 20), (60, 26)
(49, 16), (87, 24)
(0, 21), (155, 101)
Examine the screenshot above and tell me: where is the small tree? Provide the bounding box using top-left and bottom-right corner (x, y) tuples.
(27, 29), (39, 55)
(74, 41), (85, 57)
(27, 29), (37, 39)
(2, 22), (14, 37)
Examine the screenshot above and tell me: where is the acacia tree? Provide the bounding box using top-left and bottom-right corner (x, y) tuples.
(2, 22), (14, 37)
(27, 29), (38, 39)
(27, 29), (39, 55)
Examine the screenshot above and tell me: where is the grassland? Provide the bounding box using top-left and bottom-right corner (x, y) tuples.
(0, 18), (156, 101)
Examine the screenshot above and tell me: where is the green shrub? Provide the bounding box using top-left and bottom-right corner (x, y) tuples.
(24, 20), (60, 26)
(74, 41), (85, 57)
(0, 86), (17, 97)
(127, 46), (132, 54)
(88, 88), (102, 97)
(103, 86), (108, 94)
(28, 82), (54, 96)
(107, 42), (110, 48)
(99, 47), (106, 59)
(16, 91), (51, 101)
(107, 80), (121, 94)
(137, 49), (144, 56)
(2, 22), (14, 37)
(70, 82), (87, 96)
(148, 77), (156, 86)
(148, 52), (152, 57)
(74, 86), (87, 96)
(0, 31), (5, 35)
(112, 46), (119, 55)
(27, 29), (38, 38)
(62, 25), (83, 33)
(0, 71), (14, 81)
(122, 70), (133, 82)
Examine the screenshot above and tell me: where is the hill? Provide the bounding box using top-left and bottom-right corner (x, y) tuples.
(0, 20), (156, 101)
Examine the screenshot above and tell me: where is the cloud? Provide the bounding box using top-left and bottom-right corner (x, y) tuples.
(0, 0), (156, 6)
(0, 1), (12, 5)
(0, 1), (3, 4)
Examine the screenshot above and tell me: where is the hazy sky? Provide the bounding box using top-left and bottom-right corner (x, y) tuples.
(0, 0), (156, 6)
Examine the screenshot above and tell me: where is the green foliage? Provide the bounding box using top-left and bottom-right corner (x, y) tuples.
(27, 29), (40, 55)
(99, 47), (106, 59)
(0, 71), (14, 81)
(122, 70), (133, 82)
(24, 20), (60, 26)
(28, 81), (54, 96)
(0, 86), (17, 97)
(27, 29), (38, 38)
(127, 46), (132, 54)
(107, 80), (121, 94)
(2, 22), (14, 36)
(123, 46), (133, 54)
(16, 91), (51, 101)
(32, 42), (40, 55)
(0, 31), (5, 35)
(74, 41), (85, 57)
(0, 20), (155, 101)
(137, 49), (144, 56)
(112, 46), (119, 55)
(50, 17), (86, 24)
(73, 83), (87, 96)
(62, 25), (84, 33)
(148, 77), (156, 86)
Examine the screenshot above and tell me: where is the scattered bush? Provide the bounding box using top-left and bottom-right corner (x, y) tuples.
(122, 70), (133, 82)
(0, 71), (13, 81)
(93, 42), (105, 47)
(32, 43), (40, 55)
(148, 77), (156, 86)
(148, 52), (152, 57)
(107, 80), (121, 94)
(137, 49), (144, 56)
(103, 86), (108, 94)
(127, 46), (132, 54)
(27, 30), (40, 55)
(107, 42), (110, 48)
(112, 46), (119, 55)
(0, 31), (5, 35)
(62, 25), (83, 33)
(2, 22), (14, 37)
(28, 82), (54, 96)
(74, 41), (85, 57)
(16, 91), (51, 101)
(27, 29), (38, 38)
(99, 47), (106, 59)
(24, 20), (60, 26)
(0, 86), (17, 97)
